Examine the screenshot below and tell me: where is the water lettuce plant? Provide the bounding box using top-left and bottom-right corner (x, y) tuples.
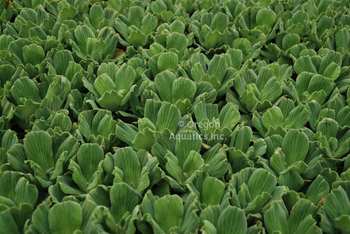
(0, 0), (349, 233)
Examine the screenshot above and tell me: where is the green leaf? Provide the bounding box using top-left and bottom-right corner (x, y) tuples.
(154, 195), (183, 232)
(322, 62), (341, 81)
(59, 4), (78, 20)
(156, 102), (181, 133)
(11, 77), (41, 104)
(232, 38), (251, 57)
(172, 78), (197, 104)
(200, 205), (221, 227)
(282, 34), (300, 51)
(279, 171), (304, 191)
(334, 215), (350, 234)
(0, 210), (20, 234)
(307, 75), (334, 97)
(24, 131), (53, 171)
(294, 56), (317, 75)
(230, 126), (252, 152)
(317, 118), (339, 139)
(207, 55), (228, 83)
(0, 171), (21, 201)
(155, 71), (176, 103)
(264, 201), (289, 234)
(165, 151), (183, 184)
(201, 220), (217, 234)
(32, 202), (50, 234)
(319, 51), (342, 75)
(288, 199), (320, 234)
(98, 90), (124, 111)
(175, 130), (203, 167)
(282, 130), (309, 166)
(7, 144), (31, 173)
(306, 175), (329, 204)
(260, 77), (282, 103)
(141, 13), (158, 35)
(219, 103), (240, 130)
(256, 8), (276, 34)
(183, 151), (205, 179)
(167, 33), (188, 56)
(23, 44), (45, 65)
(128, 27), (146, 47)
(14, 177), (38, 208)
(115, 64), (136, 91)
(114, 147), (141, 188)
(247, 168), (276, 199)
(203, 30), (222, 49)
(89, 5), (104, 29)
(158, 52), (178, 72)
(54, 50), (74, 75)
(110, 183), (140, 223)
(283, 104), (309, 129)
(323, 186), (350, 222)
(202, 177), (225, 206)
(129, 6), (144, 28)
(49, 201), (82, 234)
(217, 206), (247, 234)
(262, 106), (283, 129)
(133, 127), (156, 152)
(94, 74), (116, 96)
(210, 12), (229, 33)
(77, 143), (104, 182)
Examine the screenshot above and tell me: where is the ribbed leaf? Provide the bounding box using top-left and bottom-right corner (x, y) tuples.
(24, 131), (53, 171)
(49, 201), (82, 234)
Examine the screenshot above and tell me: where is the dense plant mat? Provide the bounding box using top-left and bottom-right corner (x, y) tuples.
(0, 0), (350, 233)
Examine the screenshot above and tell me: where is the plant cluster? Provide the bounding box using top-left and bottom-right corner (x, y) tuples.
(0, 0), (350, 233)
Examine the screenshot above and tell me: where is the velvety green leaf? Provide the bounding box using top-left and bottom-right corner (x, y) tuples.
(24, 131), (53, 171)
(207, 55), (228, 83)
(210, 12), (229, 33)
(323, 187), (350, 222)
(158, 52), (178, 72)
(14, 177), (38, 208)
(0, 209), (20, 234)
(94, 74), (116, 96)
(283, 104), (309, 129)
(282, 130), (309, 166)
(264, 201), (289, 234)
(217, 206), (247, 234)
(172, 78), (197, 104)
(175, 130), (203, 167)
(154, 71), (176, 103)
(32, 202), (50, 234)
(219, 103), (240, 130)
(23, 44), (45, 65)
(294, 56), (317, 75)
(202, 177), (225, 206)
(167, 33), (188, 56)
(54, 50), (74, 75)
(154, 195), (183, 232)
(156, 102), (181, 133)
(262, 106), (283, 129)
(115, 64), (136, 91)
(89, 5), (104, 29)
(11, 77), (41, 104)
(110, 183), (140, 223)
(114, 147), (141, 188)
(317, 118), (339, 139)
(306, 175), (329, 204)
(49, 201), (82, 234)
(77, 143), (104, 181)
(288, 199), (320, 234)
(247, 168), (276, 199)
